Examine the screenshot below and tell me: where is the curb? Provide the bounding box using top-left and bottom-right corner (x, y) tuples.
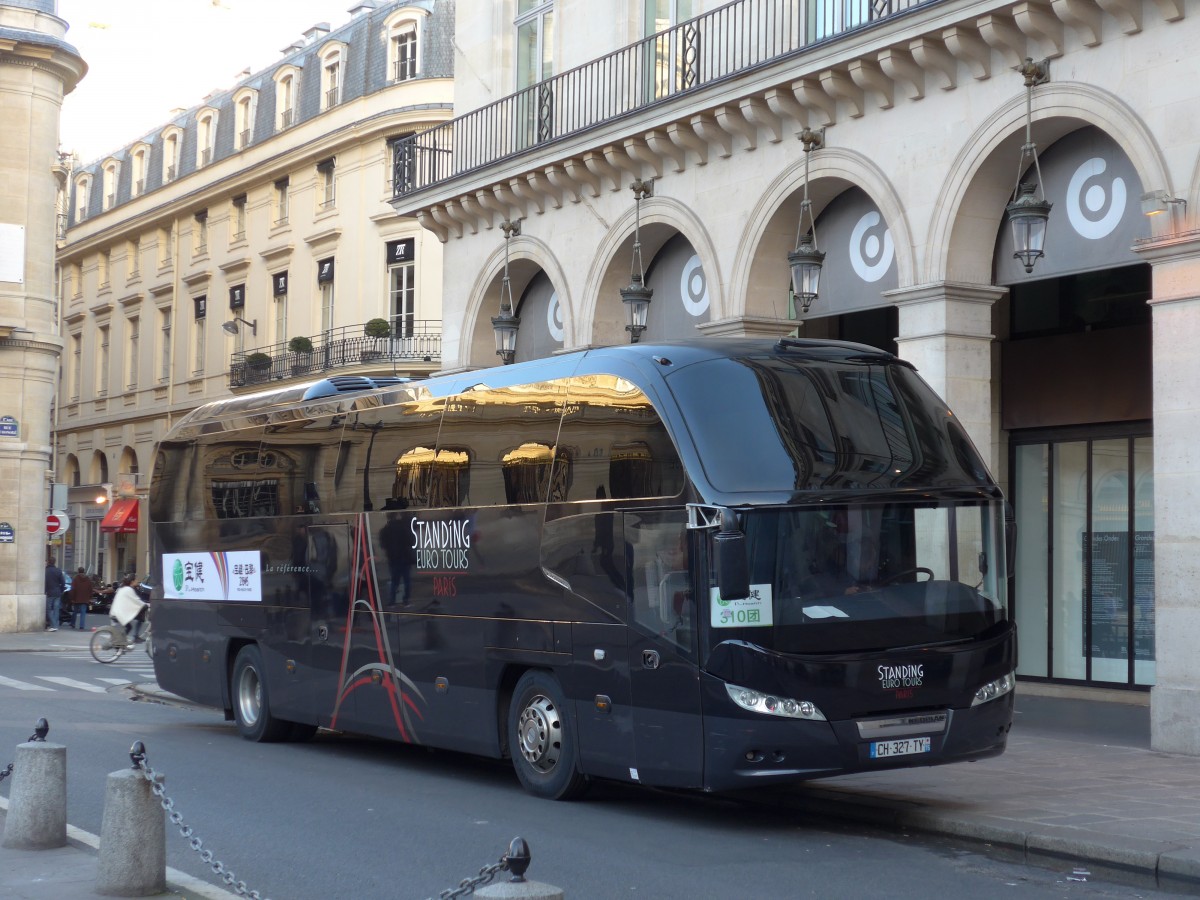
(770, 785), (1200, 894)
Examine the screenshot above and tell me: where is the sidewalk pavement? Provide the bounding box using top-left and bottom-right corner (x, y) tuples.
(2, 625), (1198, 896)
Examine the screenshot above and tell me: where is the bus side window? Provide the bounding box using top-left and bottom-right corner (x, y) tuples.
(558, 376), (684, 503)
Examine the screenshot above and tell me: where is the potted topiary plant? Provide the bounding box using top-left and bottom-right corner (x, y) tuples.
(245, 351), (272, 383)
(362, 318), (391, 361)
(288, 335), (313, 375)
(364, 318), (392, 339)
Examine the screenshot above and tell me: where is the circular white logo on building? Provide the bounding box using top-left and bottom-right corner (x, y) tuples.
(546, 291), (564, 342)
(848, 211), (894, 283)
(680, 255), (709, 317)
(1067, 157), (1126, 240)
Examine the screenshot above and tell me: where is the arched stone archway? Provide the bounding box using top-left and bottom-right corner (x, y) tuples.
(461, 232), (574, 370)
(581, 195), (720, 346)
(737, 147), (916, 326)
(931, 82), (1170, 285)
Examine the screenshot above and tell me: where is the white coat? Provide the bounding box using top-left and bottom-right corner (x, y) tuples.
(110, 585), (147, 626)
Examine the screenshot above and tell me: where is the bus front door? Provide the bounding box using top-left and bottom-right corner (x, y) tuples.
(625, 512), (703, 789)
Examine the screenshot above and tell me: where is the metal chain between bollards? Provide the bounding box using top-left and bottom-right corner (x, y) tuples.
(1, 718), (51, 784)
(429, 837), (532, 900)
(129, 741), (271, 900)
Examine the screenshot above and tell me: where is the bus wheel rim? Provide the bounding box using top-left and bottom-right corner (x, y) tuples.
(238, 668), (261, 727)
(517, 694), (560, 773)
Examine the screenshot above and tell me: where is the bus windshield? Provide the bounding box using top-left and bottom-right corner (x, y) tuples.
(709, 499), (1008, 656)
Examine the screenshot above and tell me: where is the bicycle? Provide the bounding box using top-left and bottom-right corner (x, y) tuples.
(90, 618), (152, 663)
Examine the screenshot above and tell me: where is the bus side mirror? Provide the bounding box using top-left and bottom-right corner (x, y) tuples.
(713, 509), (749, 601)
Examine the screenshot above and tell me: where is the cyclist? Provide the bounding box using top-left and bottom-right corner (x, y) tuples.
(110, 573), (149, 643)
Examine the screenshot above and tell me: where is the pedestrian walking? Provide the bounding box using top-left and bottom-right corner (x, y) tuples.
(44, 559), (66, 631)
(69, 567), (94, 630)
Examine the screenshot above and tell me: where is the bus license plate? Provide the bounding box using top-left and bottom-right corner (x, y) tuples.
(870, 737), (931, 759)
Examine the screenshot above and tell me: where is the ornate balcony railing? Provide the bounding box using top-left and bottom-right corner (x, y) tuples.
(392, 0), (934, 199)
(228, 318), (441, 389)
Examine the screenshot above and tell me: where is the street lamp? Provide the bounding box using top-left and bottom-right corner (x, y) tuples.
(1005, 58), (1052, 275)
(620, 179), (654, 343)
(222, 316), (257, 337)
(491, 220), (521, 364)
(788, 128), (825, 315)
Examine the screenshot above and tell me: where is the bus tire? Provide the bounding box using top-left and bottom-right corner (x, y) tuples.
(232, 645), (290, 742)
(508, 670), (588, 801)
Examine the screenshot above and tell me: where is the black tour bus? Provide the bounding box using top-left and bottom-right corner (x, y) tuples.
(147, 338), (1015, 799)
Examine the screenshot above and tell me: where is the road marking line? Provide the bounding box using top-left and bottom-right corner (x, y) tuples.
(0, 674), (54, 691)
(35, 676), (109, 693)
(96, 677), (132, 685)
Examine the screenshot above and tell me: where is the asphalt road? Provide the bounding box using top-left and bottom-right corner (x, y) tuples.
(0, 649), (1182, 900)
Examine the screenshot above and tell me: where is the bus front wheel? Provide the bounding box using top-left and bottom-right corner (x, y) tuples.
(232, 645), (291, 742)
(508, 670), (588, 800)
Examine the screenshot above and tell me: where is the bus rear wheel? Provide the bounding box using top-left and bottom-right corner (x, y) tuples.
(508, 670), (588, 800)
(232, 645), (291, 742)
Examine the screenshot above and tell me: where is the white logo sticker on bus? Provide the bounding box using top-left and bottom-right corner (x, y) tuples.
(710, 584), (773, 628)
(163, 551), (263, 602)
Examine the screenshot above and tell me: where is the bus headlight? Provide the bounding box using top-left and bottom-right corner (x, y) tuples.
(725, 683), (826, 721)
(971, 672), (1015, 706)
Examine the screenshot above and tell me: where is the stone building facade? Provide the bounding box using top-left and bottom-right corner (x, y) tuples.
(0, 0), (85, 631)
(390, 0), (1200, 752)
(53, 0), (454, 586)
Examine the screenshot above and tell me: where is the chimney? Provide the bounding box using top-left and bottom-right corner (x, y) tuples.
(280, 40), (305, 55)
(348, 1), (377, 14)
(303, 22), (331, 43)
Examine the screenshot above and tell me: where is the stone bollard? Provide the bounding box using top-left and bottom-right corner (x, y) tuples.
(95, 768), (166, 897)
(476, 881), (565, 899)
(475, 838), (564, 900)
(1, 736), (67, 850)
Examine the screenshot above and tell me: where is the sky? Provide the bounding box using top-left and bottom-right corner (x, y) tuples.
(57, 0), (354, 164)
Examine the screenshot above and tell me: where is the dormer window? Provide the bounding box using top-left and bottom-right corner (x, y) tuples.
(274, 66), (300, 130)
(161, 127), (182, 183)
(387, 11), (425, 82)
(131, 144), (149, 196)
(74, 173), (91, 221)
(319, 43), (346, 110)
(234, 89), (257, 150)
(102, 159), (121, 210)
(197, 108), (218, 167)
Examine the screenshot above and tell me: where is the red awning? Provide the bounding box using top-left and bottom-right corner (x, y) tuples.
(100, 498), (140, 534)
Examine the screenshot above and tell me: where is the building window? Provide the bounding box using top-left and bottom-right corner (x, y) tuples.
(99, 250), (111, 289)
(318, 258), (335, 333)
(71, 263), (82, 298)
(320, 45), (345, 110)
(194, 210), (208, 256)
(272, 271), (288, 345)
(158, 224), (174, 269)
(515, 0), (554, 146)
(74, 175), (90, 221)
(131, 145), (148, 196)
(387, 238), (416, 338)
(126, 316), (139, 391)
(193, 299), (207, 377)
(231, 194), (247, 242)
(234, 90), (257, 149)
(388, 133), (415, 194)
(102, 160), (120, 210)
(274, 68), (298, 130)
(162, 128), (181, 182)
(70, 333), (82, 402)
(197, 109), (218, 168)
(387, 14), (421, 81)
(516, 0), (554, 91)
(317, 158), (336, 210)
(128, 238), (140, 279)
(98, 324), (110, 396)
(159, 307), (172, 384)
(274, 178), (289, 226)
